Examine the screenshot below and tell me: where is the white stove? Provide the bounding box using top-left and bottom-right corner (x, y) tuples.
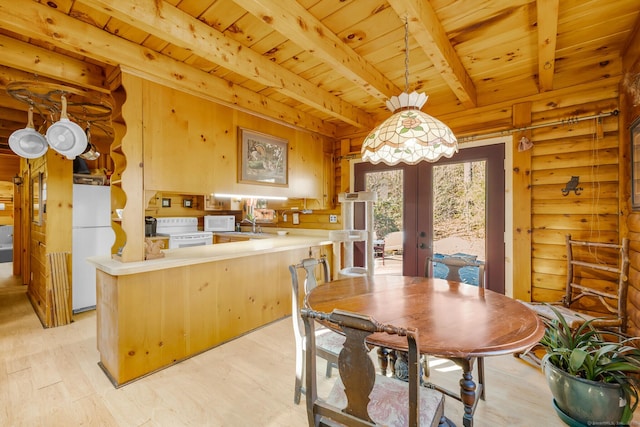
(156, 217), (213, 249)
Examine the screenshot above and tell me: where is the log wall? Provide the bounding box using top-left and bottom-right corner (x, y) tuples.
(530, 108), (621, 303)
(336, 81), (623, 308)
(0, 181), (14, 226)
(623, 24), (640, 336)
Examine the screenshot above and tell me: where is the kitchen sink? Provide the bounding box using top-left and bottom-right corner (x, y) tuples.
(223, 232), (272, 239)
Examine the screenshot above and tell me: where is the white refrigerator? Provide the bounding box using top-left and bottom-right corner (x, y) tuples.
(72, 184), (114, 313)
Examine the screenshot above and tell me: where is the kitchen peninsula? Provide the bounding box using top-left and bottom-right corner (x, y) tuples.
(89, 232), (332, 386)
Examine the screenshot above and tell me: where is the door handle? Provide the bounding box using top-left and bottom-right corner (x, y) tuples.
(419, 242), (427, 249)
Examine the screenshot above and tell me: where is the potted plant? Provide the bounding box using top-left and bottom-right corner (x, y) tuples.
(534, 305), (640, 425)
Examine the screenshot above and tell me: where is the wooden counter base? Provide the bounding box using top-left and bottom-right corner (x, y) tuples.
(96, 244), (330, 386)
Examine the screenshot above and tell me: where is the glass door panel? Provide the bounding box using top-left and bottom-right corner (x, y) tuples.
(432, 161), (486, 262)
(365, 169), (403, 275)
(355, 143), (505, 293)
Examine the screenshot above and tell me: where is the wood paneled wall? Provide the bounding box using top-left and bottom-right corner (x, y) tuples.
(114, 73), (340, 261)
(0, 181), (14, 226)
(25, 152), (73, 328)
(336, 83), (623, 308)
(623, 25), (640, 336)
(0, 153), (19, 183)
(0, 152), (19, 226)
(530, 109), (620, 303)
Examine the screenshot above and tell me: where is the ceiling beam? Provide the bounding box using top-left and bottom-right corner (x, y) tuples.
(386, 0), (477, 108)
(233, 0), (401, 101)
(76, 0), (373, 129)
(0, 0), (337, 137)
(536, 0), (559, 92)
(0, 34), (109, 94)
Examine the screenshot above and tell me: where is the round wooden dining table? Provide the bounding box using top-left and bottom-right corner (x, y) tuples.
(306, 274), (545, 427)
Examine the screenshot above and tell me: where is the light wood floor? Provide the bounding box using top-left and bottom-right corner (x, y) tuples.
(0, 261), (571, 426)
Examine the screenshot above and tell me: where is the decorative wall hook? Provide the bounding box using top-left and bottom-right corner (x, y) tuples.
(561, 176), (583, 196)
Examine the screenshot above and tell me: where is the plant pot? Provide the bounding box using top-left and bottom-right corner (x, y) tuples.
(544, 361), (625, 425)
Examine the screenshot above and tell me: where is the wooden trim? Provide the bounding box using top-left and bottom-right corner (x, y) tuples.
(512, 102), (533, 301)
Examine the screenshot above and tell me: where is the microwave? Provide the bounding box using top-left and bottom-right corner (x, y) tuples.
(204, 215), (236, 232)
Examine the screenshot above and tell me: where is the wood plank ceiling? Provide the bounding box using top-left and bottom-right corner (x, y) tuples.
(0, 0), (639, 168)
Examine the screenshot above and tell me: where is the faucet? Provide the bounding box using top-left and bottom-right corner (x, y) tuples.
(241, 215), (258, 233)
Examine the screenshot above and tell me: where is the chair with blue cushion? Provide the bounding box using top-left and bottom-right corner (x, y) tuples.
(424, 254), (486, 399)
(426, 254), (485, 287)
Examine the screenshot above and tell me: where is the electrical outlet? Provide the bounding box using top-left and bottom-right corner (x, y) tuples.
(329, 214), (338, 223)
(292, 212), (300, 225)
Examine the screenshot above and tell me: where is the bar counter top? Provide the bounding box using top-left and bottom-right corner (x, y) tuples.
(88, 231), (332, 276)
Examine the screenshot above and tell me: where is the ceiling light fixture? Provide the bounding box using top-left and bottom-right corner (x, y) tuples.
(361, 17), (458, 165)
(213, 193), (288, 201)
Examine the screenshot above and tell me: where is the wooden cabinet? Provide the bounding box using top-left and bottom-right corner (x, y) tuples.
(112, 72), (336, 263)
(96, 243), (332, 386)
(125, 76), (333, 199)
(213, 234), (250, 244)
(322, 152), (335, 209)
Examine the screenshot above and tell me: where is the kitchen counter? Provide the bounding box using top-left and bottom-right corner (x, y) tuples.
(91, 230), (332, 386)
(89, 232), (332, 276)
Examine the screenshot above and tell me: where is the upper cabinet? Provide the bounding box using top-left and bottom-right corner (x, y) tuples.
(112, 72), (336, 263)
(133, 77), (333, 201)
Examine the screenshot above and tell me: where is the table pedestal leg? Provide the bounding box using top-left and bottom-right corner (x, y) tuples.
(450, 357), (478, 427)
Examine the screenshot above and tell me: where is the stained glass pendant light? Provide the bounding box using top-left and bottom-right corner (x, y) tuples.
(361, 19), (458, 165)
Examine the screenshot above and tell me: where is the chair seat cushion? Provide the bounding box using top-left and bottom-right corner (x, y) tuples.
(314, 327), (345, 355)
(325, 375), (444, 426)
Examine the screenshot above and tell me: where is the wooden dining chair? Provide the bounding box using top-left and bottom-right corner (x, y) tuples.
(301, 308), (448, 427)
(425, 254), (485, 287)
(519, 235), (630, 365)
(290, 257), (344, 404)
(423, 255), (486, 399)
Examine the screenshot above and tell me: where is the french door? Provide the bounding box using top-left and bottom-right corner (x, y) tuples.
(354, 144), (505, 294)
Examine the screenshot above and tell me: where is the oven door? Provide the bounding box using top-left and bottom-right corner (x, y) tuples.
(168, 233), (213, 249)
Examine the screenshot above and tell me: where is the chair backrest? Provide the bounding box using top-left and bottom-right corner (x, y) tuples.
(301, 308), (421, 427)
(424, 255), (485, 288)
(289, 257), (330, 340)
(564, 235), (629, 332)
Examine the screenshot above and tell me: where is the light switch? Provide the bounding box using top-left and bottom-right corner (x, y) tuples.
(292, 212), (300, 225)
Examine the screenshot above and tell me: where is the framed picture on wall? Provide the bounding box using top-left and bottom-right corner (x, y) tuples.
(632, 117), (640, 210)
(238, 127), (288, 186)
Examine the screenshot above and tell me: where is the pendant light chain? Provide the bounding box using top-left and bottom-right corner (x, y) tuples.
(404, 17), (409, 94)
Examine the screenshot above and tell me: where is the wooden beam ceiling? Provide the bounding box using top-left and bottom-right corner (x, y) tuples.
(76, 0), (374, 130)
(0, 0), (637, 150)
(233, 0), (402, 103)
(387, 0), (477, 108)
(0, 0), (338, 137)
(0, 34), (109, 94)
